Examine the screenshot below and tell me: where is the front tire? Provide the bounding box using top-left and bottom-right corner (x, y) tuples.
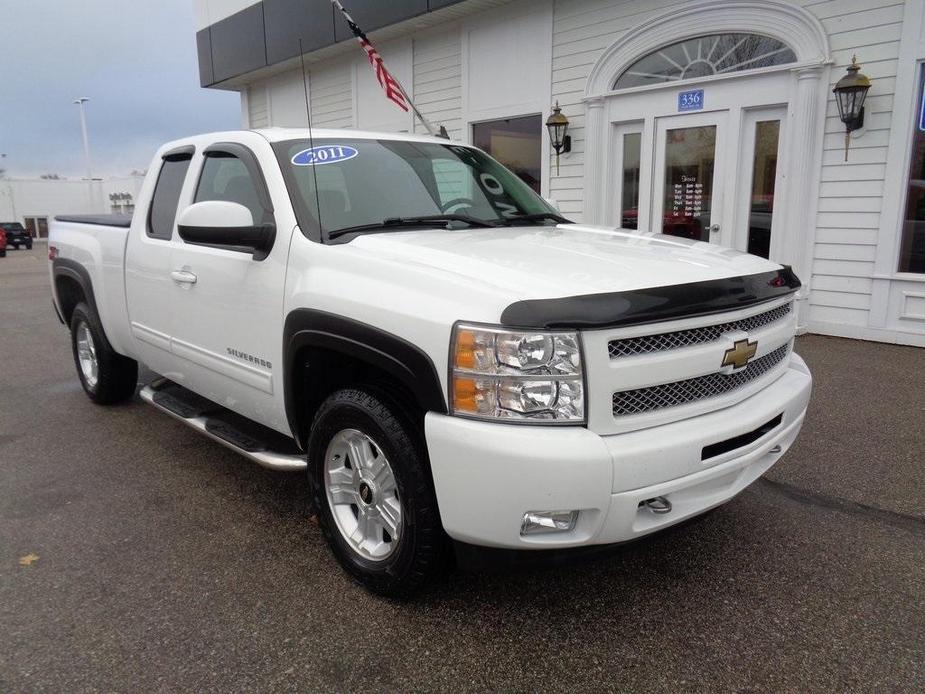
(69, 302), (138, 405)
(308, 388), (448, 597)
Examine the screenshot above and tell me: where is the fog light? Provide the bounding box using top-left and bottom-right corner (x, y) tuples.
(520, 510), (579, 535)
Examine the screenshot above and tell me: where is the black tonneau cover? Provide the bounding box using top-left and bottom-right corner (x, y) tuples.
(54, 214), (132, 228)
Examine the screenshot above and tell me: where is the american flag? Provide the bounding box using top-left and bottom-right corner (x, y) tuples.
(331, 0), (409, 112)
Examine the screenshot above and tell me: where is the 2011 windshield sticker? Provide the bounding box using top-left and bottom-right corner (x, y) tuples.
(291, 145), (358, 166)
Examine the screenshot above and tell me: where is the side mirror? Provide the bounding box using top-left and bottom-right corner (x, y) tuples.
(177, 200), (275, 260)
(544, 197), (560, 212)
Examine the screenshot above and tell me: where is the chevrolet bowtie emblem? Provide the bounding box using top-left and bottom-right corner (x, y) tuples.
(722, 338), (758, 370)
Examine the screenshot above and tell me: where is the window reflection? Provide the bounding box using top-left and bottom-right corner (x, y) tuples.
(747, 120), (780, 259)
(900, 68), (925, 273)
(472, 115), (542, 194)
(662, 125), (715, 240)
(621, 132), (641, 229)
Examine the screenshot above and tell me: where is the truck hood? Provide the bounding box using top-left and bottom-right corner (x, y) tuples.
(348, 224), (781, 300)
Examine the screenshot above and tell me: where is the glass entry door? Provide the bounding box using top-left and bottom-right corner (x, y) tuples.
(736, 106), (787, 259)
(652, 111), (727, 242)
(613, 106), (787, 257)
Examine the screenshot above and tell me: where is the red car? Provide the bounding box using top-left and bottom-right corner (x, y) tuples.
(0, 228), (7, 257)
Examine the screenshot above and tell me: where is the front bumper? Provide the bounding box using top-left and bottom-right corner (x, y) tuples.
(425, 354), (812, 550)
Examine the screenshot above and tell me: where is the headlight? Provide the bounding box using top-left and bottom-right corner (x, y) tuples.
(449, 323), (585, 423)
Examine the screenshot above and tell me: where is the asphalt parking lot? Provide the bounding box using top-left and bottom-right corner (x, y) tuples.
(1, 245), (923, 692)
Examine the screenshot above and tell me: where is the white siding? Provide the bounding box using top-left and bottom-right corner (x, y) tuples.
(267, 71), (309, 127)
(809, 0), (904, 331)
(355, 39), (414, 132)
(413, 29), (464, 138)
(247, 85), (269, 128)
(309, 62), (354, 129)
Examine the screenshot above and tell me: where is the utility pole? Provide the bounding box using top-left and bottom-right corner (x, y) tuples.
(73, 98), (92, 180)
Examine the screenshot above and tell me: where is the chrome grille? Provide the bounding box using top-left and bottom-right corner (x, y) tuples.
(608, 302), (792, 358)
(612, 343), (791, 416)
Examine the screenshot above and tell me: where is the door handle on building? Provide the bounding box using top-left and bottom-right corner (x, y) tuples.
(709, 224), (721, 234)
(170, 270), (198, 285)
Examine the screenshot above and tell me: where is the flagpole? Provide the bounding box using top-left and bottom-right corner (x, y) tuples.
(330, 0), (446, 138)
(394, 82), (440, 138)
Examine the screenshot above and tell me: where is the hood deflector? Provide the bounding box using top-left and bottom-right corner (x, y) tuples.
(500, 267), (801, 330)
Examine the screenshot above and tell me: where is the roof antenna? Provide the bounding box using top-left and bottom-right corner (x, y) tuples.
(299, 38), (324, 239)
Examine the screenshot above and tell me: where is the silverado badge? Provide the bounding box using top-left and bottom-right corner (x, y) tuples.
(722, 338), (758, 370)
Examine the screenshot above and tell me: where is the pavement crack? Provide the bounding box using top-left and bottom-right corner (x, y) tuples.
(756, 478), (925, 537)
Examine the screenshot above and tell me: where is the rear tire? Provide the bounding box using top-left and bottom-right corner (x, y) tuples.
(69, 302), (138, 405)
(307, 388), (448, 597)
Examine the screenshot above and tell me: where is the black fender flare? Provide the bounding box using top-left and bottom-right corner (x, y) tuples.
(52, 257), (100, 324)
(283, 309), (447, 446)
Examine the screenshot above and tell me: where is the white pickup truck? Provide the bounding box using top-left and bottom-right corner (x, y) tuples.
(49, 128), (811, 596)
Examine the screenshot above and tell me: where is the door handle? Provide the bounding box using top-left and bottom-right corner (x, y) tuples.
(709, 224), (721, 234)
(170, 270), (198, 285)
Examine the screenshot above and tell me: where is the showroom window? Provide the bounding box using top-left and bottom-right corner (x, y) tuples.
(472, 115), (542, 194)
(899, 65), (925, 274)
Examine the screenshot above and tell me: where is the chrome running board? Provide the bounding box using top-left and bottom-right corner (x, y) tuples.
(139, 380), (306, 472)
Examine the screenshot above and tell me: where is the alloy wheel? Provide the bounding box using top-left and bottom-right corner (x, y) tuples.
(75, 322), (99, 389)
(323, 428), (402, 561)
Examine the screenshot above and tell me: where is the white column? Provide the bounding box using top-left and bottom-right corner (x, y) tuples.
(583, 97), (606, 225)
(782, 65), (826, 328)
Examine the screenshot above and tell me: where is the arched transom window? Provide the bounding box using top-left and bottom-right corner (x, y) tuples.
(613, 33), (796, 90)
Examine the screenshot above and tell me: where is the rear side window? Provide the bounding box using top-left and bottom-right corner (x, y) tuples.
(148, 156), (192, 239)
(195, 154), (265, 225)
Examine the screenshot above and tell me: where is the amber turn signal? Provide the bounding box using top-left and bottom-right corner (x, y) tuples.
(454, 328), (477, 369)
(451, 376), (479, 412)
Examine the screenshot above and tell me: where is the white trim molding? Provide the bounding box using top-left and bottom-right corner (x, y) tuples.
(584, 0), (830, 99)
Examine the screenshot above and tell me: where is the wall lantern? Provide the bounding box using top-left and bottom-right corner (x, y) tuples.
(833, 55), (871, 161)
(546, 102), (571, 174)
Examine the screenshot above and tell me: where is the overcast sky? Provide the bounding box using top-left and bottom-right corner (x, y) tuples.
(0, 0), (239, 178)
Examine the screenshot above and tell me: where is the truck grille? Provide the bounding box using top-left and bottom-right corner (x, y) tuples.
(608, 302), (792, 358)
(612, 343), (791, 416)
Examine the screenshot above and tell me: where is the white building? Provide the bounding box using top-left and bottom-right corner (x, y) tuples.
(0, 176), (145, 239)
(194, 0), (925, 346)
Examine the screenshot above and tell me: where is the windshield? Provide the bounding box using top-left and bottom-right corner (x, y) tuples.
(1, 223), (25, 233)
(274, 138), (560, 241)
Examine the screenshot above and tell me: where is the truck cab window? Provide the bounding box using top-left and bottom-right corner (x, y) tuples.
(148, 156), (192, 239)
(195, 155), (265, 225)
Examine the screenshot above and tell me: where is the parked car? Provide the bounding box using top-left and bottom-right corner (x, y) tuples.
(0, 228), (6, 257)
(48, 129), (812, 596)
(0, 222), (33, 250)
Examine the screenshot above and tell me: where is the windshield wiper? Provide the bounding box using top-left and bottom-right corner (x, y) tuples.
(328, 214), (497, 240)
(499, 212), (573, 225)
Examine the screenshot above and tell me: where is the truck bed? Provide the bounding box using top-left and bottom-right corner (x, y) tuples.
(49, 214), (134, 358)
